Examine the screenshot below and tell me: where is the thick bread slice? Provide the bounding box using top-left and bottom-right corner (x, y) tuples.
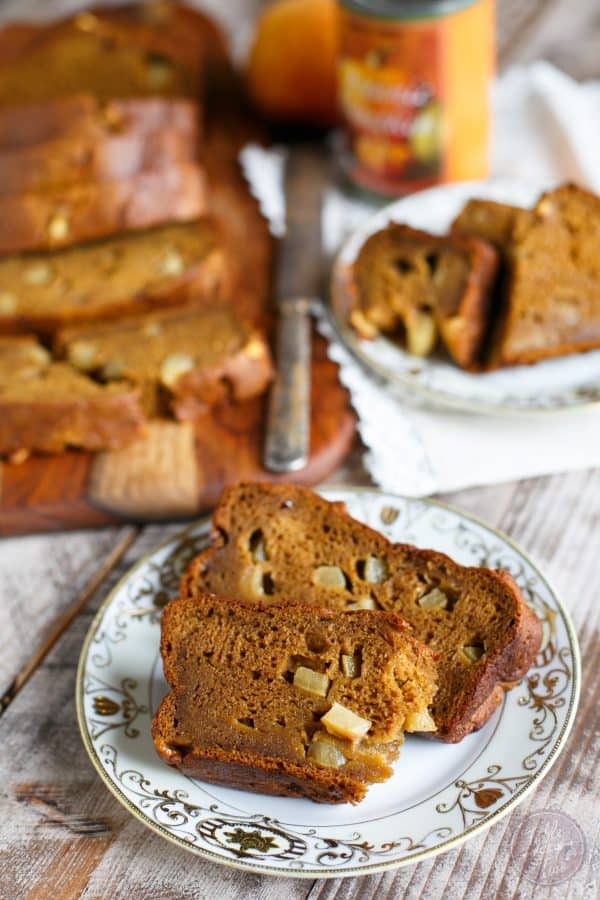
(0, 127), (196, 196)
(182, 483), (542, 743)
(347, 224), (498, 370)
(0, 336), (145, 456)
(0, 95), (199, 151)
(0, 221), (226, 337)
(0, 13), (201, 106)
(489, 183), (600, 366)
(0, 2), (225, 85)
(0, 163), (208, 255)
(153, 592), (437, 804)
(82, 1), (228, 75)
(56, 305), (273, 417)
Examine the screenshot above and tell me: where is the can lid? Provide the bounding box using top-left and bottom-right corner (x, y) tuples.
(339, 0), (480, 19)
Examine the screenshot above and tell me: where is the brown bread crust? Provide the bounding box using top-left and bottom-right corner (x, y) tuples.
(153, 591), (437, 804)
(0, 163), (208, 256)
(170, 339), (274, 417)
(182, 483), (542, 743)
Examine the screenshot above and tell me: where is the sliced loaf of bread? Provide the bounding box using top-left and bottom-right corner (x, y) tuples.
(183, 483), (542, 743)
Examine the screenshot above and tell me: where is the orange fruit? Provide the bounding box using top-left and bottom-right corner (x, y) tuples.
(246, 0), (339, 127)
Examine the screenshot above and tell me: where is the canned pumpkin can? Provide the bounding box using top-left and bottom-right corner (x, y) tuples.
(338, 0), (495, 196)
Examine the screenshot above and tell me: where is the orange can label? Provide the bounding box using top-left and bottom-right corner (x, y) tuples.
(338, 2), (493, 195)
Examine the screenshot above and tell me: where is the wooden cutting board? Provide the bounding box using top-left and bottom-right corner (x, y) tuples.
(0, 67), (355, 537)
(0, 335), (355, 536)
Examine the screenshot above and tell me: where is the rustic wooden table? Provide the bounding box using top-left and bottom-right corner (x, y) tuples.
(1, 2), (599, 898)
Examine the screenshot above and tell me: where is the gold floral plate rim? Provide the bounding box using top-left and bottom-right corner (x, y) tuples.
(76, 486), (581, 879)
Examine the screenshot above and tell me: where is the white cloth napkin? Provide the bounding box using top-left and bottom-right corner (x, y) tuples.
(318, 62), (600, 496)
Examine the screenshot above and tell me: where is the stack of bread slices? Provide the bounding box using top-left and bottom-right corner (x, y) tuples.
(153, 482), (543, 804)
(348, 182), (600, 370)
(0, 3), (273, 461)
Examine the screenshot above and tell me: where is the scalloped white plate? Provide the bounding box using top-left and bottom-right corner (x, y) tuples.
(330, 179), (600, 414)
(77, 488), (580, 878)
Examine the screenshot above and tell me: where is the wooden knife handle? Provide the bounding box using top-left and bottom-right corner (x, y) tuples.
(264, 297), (311, 472)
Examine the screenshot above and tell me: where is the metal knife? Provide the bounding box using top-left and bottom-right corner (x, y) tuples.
(263, 143), (328, 472)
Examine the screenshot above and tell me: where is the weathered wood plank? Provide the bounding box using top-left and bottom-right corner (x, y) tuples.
(0, 527), (133, 701)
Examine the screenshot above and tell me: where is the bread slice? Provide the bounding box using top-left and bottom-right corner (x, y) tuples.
(56, 306), (273, 417)
(0, 221), (225, 337)
(0, 336), (145, 456)
(451, 198), (530, 251)
(0, 127), (196, 196)
(0, 163), (208, 256)
(0, 2), (224, 86)
(182, 483), (542, 743)
(0, 12), (201, 107)
(152, 592), (437, 804)
(83, 1), (228, 76)
(347, 224), (498, 370)
(0, 95), (199, 151)
(489, 183), (600, 366)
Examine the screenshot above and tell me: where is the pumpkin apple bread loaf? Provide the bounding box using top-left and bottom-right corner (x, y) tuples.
(183, 483), (542, 743)
(56, 305), (273, 418)
(0, 221), (225, 337)
(152, 592), (437, 803)
(348, 224), (498, 370)
(0, 162), (208, 256)
(0, 336), (145, 457)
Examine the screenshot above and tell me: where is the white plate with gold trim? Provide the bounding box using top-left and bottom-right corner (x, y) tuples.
(330, 179), (600, 414)
(76, 487), (580, 878)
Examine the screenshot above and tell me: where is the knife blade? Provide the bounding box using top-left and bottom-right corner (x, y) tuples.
(263, 142), (328, 472)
